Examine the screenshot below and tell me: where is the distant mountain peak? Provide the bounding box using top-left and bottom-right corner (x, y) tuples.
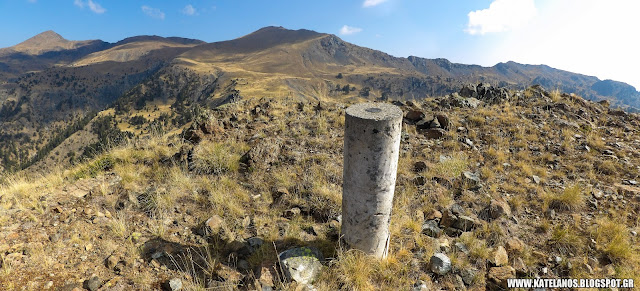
(17, 30), (68, 48)
(11, 30), (79, 55)
(240, 26), (323, 41)
(28, 30), (66, 42)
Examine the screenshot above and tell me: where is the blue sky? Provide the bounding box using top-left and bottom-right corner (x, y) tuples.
(1, 0), (639, 89)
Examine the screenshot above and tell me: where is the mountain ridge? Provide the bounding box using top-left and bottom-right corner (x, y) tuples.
(1, 26), (640, 173)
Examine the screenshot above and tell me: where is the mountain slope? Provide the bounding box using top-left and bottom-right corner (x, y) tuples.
(2, 27), (640, 174)
(1, 88), (639, 290)
(0, 33), (203, 172)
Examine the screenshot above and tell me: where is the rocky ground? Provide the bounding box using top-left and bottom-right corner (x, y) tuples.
(1, 84), (639, 290)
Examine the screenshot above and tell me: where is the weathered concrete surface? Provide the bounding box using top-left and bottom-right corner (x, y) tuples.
(342, 102), (402, 258)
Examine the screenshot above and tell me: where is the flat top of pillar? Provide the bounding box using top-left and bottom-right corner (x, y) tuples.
(345, 103), (402, 121)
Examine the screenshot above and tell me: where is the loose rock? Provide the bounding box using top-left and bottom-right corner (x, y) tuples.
(421, 220), (442, 238)
(83, 276), (101, 291)
(429, 253), (452, 275)
(488, 266), (516, 288)
(490, 246), (508, 267)
(168, 278), (183, 291)
(279, 247), (323, 285)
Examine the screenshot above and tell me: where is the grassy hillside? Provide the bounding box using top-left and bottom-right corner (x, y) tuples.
(1, 86), (639, 290)
(3, 27), (640, 175)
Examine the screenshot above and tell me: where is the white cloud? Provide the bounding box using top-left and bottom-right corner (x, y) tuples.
(465, 0), (536, 35)
(142, 5), (165, 20)
(363, 0), (388, 8)
(73, 0), (105, 14)
(475, 0), (640, 89)
(182, 4), (197, 16)
(87, 0), (105, 14)
(340, 25), (362, 35)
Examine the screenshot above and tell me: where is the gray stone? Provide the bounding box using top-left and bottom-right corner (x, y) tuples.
(168, 278), (183, 291)
(466, 98), (481, 108)
(455, 242), (470, 255)
(453, 275), (466, 290)
(429, 118), (441, 129)
(532, 175), (541, 184)
(412, 280), (430, 291)
(454, 215), (479, 232)
(151, 251), (164, 259)
(461, 171), (482, 189)
(440, 208), (457, 228)
(279, 247), (324, 285)
(248, 237), (264, 249)
(459, 268), (477, 285)
(450, 204), (465, 215)
(429, 253), (452, 275)
(444, 227), (463, 237)
(593, 190), (604, 199)
(514, 257), (528, 274)
(83, 276), (101, 291)
(421, 220), (442, 238)
(459, 84), (478, 98)
(480, 199), (511, 221)
(554, 256), (563, 264)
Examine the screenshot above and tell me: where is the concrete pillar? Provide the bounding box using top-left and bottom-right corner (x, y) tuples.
(342, 102), (403, 258)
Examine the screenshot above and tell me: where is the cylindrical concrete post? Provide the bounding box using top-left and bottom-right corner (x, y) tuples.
(342, 102), (403, 258)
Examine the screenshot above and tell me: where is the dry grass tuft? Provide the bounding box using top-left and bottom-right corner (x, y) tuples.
(549, 184), (584, 211)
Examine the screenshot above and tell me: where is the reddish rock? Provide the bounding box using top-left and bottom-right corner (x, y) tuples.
(505, 237), (524, 255)
(488, 266), (516, 288)
(405, 110), (425, 122)
(422, 128), (446, 139)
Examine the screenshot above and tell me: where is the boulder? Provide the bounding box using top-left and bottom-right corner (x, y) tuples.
(405, 110), (425, 122)
(429, 253), (452, 275)
(459, 84), (478, 98)
(278, 247), (323, 285)
(440, 95), (481, 109)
